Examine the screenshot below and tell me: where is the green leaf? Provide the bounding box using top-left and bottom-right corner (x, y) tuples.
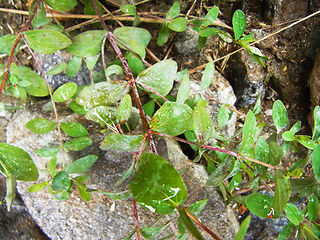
(198, 36), (207, 50)
(272, 170), (291, 218)
(282, 131), (295, 141)
(141, 221), (171, 239)
(52, 171), (72, 191)
(46, 62), (67, 75)
(277, 222), (294, 240)
(193, 100), (213, 143)
(30, 1), (51, 28)
(24, 29), (71, 54)
(228, 172), (242, 191)
(239, 110), (256, 156)
(0, 143), (39, 181)
(312, 106), (320, 141)
(76, 81), (127, 109)
(137, 60), (177, 96)
(69, 100), (87, 115)
(253, 94), (261, 115)
(120, 5), (136, 15)
(166, 1), (180, 20)
(234, 215), (251, 240)
(100, 133), (145, 152)
(308, 195), (319, 221)
(254, 136), (270, 173)
(295, 135), (317, 149)
(285, 203), (303, 226)
(199, 28), (218, 37)
(66, 56), (82, 78)
(85, 106), (117, 126)
(143, 100), (155, 117)
(218, 30), (233, 43)
(272, 100), (289, 134)
(10, 64), (49, 97)
(202, 6), (219, 27)
(200, 60), (215, 91)
(232, 10), (246, 40)
(76, 180), (91, 202)
(5, 175), (16, 212)
(115, 157), (135, 186)
(52, 82), (77, 102)
(301, 223), (319, 240)
(49, 156), (57, 176)
(176, 71), (190, 104)
(313, 144), (320, 182)
(125, 52), (145, 77)
(0, 34), (20, 55)
(60, 122), (88, 137)
(177, 206), (204, 240)
(44, 0), (77, 12)
(245, 193), (274, 218)
(116, 94), (132, 123)
(66, 30), (107, 57)
(113, 27), (151, 59)
(269, 142), (284, 166)
(63, 137), (93, 151)
(157, 21), (171, 46)
(150, 102), (193, 136)
(85, 54), (100, 71)
(93, 190), (132, 200)
(35, 146), (60, 157)
(168, 17), (187, 32)
(218, 104), (231, 128)
(64, 155), (98, 174)
(28, 181), (48, 193)
(130, 153), (187, 215)
(290, 177), (316, 198)
(25, 118), (57, 134)
(105, 65), (123, 79)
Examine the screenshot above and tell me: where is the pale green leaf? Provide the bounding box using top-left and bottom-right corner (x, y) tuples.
(193, 100), (213, 143)
(168, 17), (187, 32)
(85, 106), (117, 126)
(64, 155), (98, 174)
(157, 21), (171, 46)
(85, 54), (100, 71)
(176, 71), (190, 104)
(239, 110), (256, 155)
(202, 6), (219, 27)
(234, 215), (251, 240)
(25, 118), (57, 134)
(52, 82), (77, 102)
(285, 203), (303, 226)
(44, 0), (77, 12)
(46, 62), (67, 75)
(116, 94), (132, 123)
(66, 56), (82, 78)
(120, 5), (136, 15)
(166, 1), (180, 20)
(100, 133), (145, 152)
(63, 137), (92, 151)
(200, 61), (214, 91)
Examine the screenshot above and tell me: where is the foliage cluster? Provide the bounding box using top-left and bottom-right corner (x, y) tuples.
(0, 1), (319, 239)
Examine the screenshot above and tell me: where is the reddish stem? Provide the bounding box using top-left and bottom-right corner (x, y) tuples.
(132, 197), (142, 240)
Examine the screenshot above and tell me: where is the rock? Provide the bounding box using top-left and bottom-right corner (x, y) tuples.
(308, 50), (320, 126)
(6, 100), (239, 239)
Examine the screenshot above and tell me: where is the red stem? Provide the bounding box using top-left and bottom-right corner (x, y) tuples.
(132, 197), (142, 240)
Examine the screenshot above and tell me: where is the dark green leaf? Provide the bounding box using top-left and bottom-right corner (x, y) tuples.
(232, 10), (246, 40)
(52, 171), (72, 191)
(253, 94), (261, 115)
(63, 137), (93, 151)
(308, 195), (319, 221)
(28, 181), (48, 193)
(177, 206), (204, 240)
(100, 133), (145, 152)
(218, 104), (231, 128)
(239, 110), (256, 156)
(116, 94), (132, 123)
(113, 27), (151, 59)
(76, 81), (127, 109)
(66, 30), (107, 57)
(60, 122), (88, 137)
(26, 118), (57, 134)
(66, 56), (82, 78)
(200, 60), (214, 91)
(24, 29), (71, 54)
(157, 21), (171, 46)
(44, 0), (77, 12)
(202, 6), (219, 27)
(290, 177), (316, 198)
(141, 221), (171, 240)
(120, 5), (136, 15)
(285, 203), (303, 226)
(269, 142), (283, 166)
(53, 82), (77, 102)
(254, 136), (270, 174)
(35, 146), (60, 157)
(93, 190), (132, 200)
(313, 144), (320, 182)
(5, 175), (16, 212)
(137, 60), (177, 96)
(272, 100), (289, 133)
(277, 222), (294, 240)
(130, 153), (187, 215)
(168, 17), (187, 32)
(142, 100), (155, 117)
(125, 52), (145, 77)
(0, 34), (20, 55)
(69, 100), (87, 115)
(228, 172), (242, 191)
(312, 106), (320, 141)
(46, 62), (67, 75)
(245, 193), (274, 218)
(199, 27), (218, 37)
(193, 100), (213, 143)
(150, 102), (193, 136)
(234, 215), (251, 240)
(272, 170), (291, 218)
(166, 1), (180, 20)
(85, 106), (117, 126)
(176, 71), (190, 104)
(64, 155), (98, 174)
(85, 54), (100, 71)
(198, 36), (207, 50)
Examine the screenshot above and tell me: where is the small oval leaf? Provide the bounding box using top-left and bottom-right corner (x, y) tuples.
(232, 10), (246, 40)
(100, 133), (145, 152)
(52, 82), (77, 103)
(272, 100), (289, 134)
(168, 17), (187, 32)
(60, 122), (88, 137)
(26, 118), (57, 134)
(116, 94), (132, 123)
(64, 155), (98, 174)
(245, 193), (274, 218)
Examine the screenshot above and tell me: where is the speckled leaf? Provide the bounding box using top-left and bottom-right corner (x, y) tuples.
(60, 122), (88, 137)
(218, 30), (233, 43)
(66, 30), (106, 57)
(308, 195), (319, 221)
(63, 137), (92, 151)
(25, 118), (57, 134)
(137, 60), (177, 96)
(10, 64), (49, 97)
(113, 27), (151, 59)
(46, 62), (67, 75)
(200, 60), (214, 91)
(100, 133), (145, 152)
(24, 29), (71, 54)
(239, 110), (256, 156)
(272, 100), (289, 134)
(44, 0), (77, 12)
(312, 106), (320, 141)
(232, 10), (246, 40)
(254, 136), (270, 174)
(157, 21), (171, 46)
(52, 171), (72, 191)
(272, 170), (291, 218)
(76, 81), (127, 109)
(245, 193), (274, 218)
(202, 6), (219, 27)
(85, 54), (100, 71)
(193, 100), (213, 144)
(218, 104), (231, 128)
(64, 155), (98, 174)
(150, 102), (193, 136)
(85, 106), (117, 126)
(168, 17), (187, 32)
(116, 94), (132, 123)
(166, 1), (180, 20)
(0, 143), (39, 181)
(285, 203), (303, 226)
(52, 82), (77, 102)
(66, 56), (82, 78)
(0, 34), (20, 55)
(234, 215), (251, 240)
(313, 144), (320, 182)
(130, 153), (187, 215)
(176, 71), (190, 104)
